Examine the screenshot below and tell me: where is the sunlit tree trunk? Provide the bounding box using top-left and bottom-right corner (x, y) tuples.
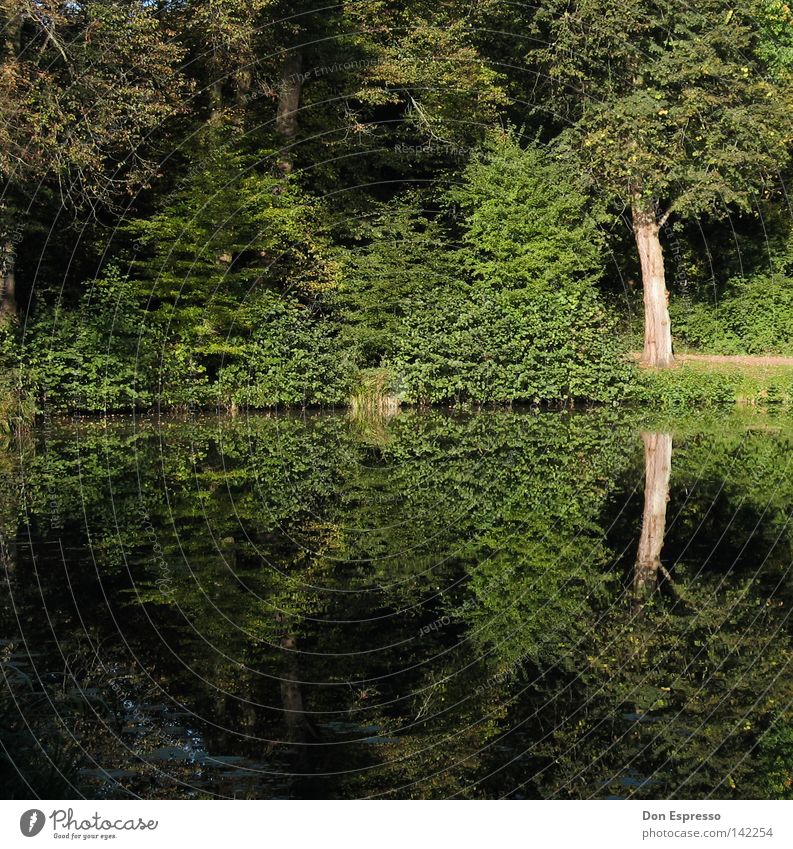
(209, 78), (224, 120)
(632, 200), (674, 368)
(276, 50), (303, 174)
(235, 67), (252, 109)
(634, 431), (672, 597)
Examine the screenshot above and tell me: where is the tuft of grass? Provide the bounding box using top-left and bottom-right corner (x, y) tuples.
(348, 368), (402, 417)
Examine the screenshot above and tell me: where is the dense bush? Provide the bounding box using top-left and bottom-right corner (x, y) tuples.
(671, 271), (793, 355)
(394, 284), (631, 404)
(390, 135), (633, 405)
(24, 268), (159, 413)
(215, 292), (354, 408)
(334, 198), (449, 367)
(23, 270), (353, 413)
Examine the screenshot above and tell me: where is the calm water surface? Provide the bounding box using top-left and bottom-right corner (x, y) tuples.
(1, 408), (792, 799)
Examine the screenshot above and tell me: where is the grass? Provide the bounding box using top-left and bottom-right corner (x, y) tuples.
(633, 358), (793, 408)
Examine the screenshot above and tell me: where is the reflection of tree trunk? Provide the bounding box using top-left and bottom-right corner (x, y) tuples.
(275, 50), (302, 174)
(279, 632), (319, 747)
(634, 432), (672, 597)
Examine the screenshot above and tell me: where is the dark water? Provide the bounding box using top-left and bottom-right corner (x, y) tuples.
(1, 408), (792, 799)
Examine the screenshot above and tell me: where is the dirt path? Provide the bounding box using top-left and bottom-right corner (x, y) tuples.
(677, 354), (793, 366)
(632, 353), (793, 367)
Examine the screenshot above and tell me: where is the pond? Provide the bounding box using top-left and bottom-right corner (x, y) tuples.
(1, 407), (792, 799)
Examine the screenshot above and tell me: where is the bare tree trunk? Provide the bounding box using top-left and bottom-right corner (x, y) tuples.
(634, 431), (672, 597)
(0, 241), (17, 319)
(235, 67), (252, 109)
(275, 50), (303, 174)
(209, 78), (224, 121)
(632, 201), (674, 368)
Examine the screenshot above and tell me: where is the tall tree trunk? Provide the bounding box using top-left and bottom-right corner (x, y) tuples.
(1, 12), (21, 321)
(209, 78), (224, 121)
(235, 67), (252, 109)
(634, 431), (672, 598)
(632, 201), (674, 368)
(279, 632), (319, 748)
(275, 50), (303, 174)
(0, 240), (17, 319)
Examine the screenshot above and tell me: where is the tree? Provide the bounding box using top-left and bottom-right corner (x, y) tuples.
(534, 0), (793, 367)
(0, 0), (187, 318)
(335, 194), (449, 366)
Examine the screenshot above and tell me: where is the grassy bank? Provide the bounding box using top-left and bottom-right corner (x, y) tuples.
(634, 358), (793, 408)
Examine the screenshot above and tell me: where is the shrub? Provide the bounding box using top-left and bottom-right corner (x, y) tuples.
(391, 134), (633, 405)
(394, 284), (632, 404)
(24, 268), (160, 413)
(214, 291), (354, 408)
(629, 366), (741, 408)
(671, 272), (793, 355)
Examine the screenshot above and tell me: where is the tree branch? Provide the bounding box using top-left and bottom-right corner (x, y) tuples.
(657, 205), (674, 229)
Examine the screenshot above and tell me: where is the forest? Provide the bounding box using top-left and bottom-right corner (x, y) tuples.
(5, 1), (793, 806)
(2, 0), (793, 418)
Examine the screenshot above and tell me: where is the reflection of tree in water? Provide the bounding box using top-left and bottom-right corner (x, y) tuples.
(525, 423), (793, 800)
(634, 431), (672, 599)
(3, 412), (793, 798)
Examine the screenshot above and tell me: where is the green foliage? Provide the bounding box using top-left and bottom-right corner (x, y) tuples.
(629, 362), (793, 408)
(759, 722), (793, 799)
(392, 136), (633, 404)
(131, 135), (338, 329)
(24, 267), (159, 413)
(215, 291), (354, 408)
(537, 0), (793, 219)
(7, 0), (793, 414)
(334, 197), (450, 366)
(631, 365), (741, 408)
(0, 323), (33, 430)
(0, 0), (187, 207)
(446, 134), (605, 290)
(23, 266), (353, 412)
(671, 272), (793, 355)
(758, 0), (793, 76)
(395, 285), (632, 404)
